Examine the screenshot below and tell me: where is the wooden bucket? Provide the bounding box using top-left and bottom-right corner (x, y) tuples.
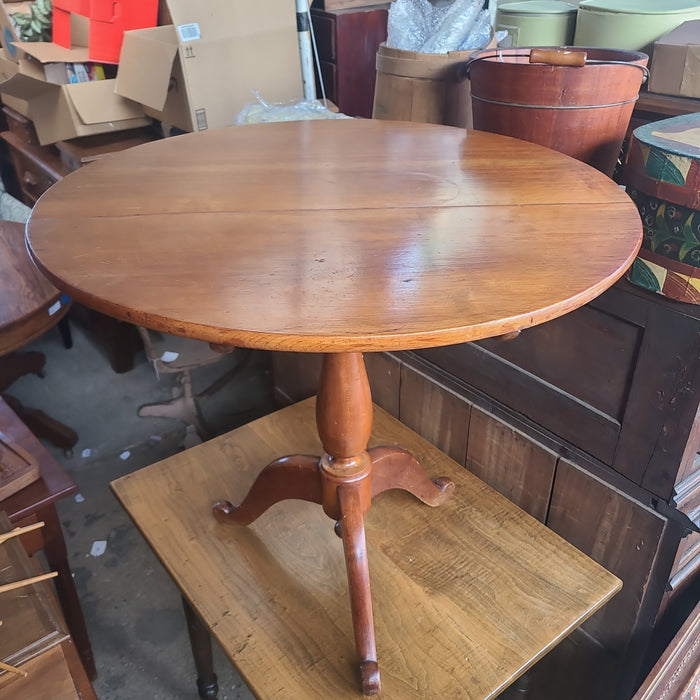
(372, 34), (496, 129)
(467, 47), (648, 176)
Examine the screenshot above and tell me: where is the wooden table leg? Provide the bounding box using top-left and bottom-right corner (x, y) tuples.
(182, 596), (219, 700)
(0, 351), (46, 391)
(2, 393), (78, 454)
(214, 352), (454, 695)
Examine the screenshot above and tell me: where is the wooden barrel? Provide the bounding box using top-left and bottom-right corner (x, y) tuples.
(623, 113), (700, 304)
(467, 46), (648, 176)
(372, 35), (495, 129)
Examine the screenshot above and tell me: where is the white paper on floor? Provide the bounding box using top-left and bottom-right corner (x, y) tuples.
(90, 540), (107, 557)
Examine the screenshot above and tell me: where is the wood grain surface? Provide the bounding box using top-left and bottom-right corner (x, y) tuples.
(26, 120), (642, 353)
(0, 221), (68, 355)
(112, 398), (622, 699)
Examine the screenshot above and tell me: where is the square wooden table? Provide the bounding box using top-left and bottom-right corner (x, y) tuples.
(112, 398), (622, 699)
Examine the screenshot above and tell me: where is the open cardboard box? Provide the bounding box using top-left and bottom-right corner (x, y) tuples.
(0, 0), (150, 145)
(52, 0), (158, 64)
(649, 21), (700, 99)
(115, 0), (304, 133)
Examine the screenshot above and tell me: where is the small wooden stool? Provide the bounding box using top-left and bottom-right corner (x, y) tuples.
(112, 399), (621, 699)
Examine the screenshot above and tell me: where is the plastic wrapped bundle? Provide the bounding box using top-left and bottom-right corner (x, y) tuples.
(458, 8), (492, 50)
(386, 0), (435, 51)
(386, 0), (490, 54)
(420, 0), (483, 53)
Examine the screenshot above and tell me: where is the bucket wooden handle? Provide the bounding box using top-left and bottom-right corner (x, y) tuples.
(529, 48), (586, 67)
(464, 49), (649, 83)
(528, 47), (649, 81)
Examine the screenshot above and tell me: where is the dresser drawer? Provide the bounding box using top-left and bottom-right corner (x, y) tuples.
(317, 60), (338, 103)
(311, 11), (336, 61)
(2, 105), (39, 145)
(0, 131), (68, 205)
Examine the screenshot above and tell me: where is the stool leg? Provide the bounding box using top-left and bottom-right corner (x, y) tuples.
(182, 596), (219, 700)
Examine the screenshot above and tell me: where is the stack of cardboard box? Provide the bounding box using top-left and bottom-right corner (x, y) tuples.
(0, 0), (303, 145)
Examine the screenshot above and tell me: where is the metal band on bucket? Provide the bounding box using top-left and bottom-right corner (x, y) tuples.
(470, 95), (640, 110)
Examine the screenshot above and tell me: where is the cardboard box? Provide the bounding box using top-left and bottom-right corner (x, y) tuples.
(649, 21), (700, 99)
(0, 0), (150, 145)
(52, 0), (159, 64)
(115, 0), (303, 133)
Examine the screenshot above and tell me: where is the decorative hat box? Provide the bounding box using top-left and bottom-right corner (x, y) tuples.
(623, 113), (700, 304)
(574, 0), (700, 57)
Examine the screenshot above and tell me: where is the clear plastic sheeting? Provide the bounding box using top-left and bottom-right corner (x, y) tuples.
(386, 0), (492, 53)
(235, 94), (352, 124)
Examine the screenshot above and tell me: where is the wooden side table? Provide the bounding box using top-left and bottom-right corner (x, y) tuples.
(0, 219), (78, 453)
(112, 398), (622, 699)
(0, 396), (96, 680)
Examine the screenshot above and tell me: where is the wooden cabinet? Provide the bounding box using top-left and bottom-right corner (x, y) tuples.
(310, 5), (388, 117)
(272, 279), (700, 700)
(0, 130), (69, 207)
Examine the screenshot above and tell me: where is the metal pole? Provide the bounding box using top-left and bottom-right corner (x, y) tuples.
(295, 0), (317, 100)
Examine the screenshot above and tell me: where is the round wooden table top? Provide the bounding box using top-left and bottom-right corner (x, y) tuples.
(26, 119), (642, 353)
(0, 220), (69, 356)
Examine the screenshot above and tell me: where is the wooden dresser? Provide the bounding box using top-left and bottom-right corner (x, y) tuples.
(273, 278), (700, 700)
(310, 4), (389, 118)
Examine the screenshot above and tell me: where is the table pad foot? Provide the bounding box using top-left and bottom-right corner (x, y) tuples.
(368, 444), (455, 505)
(359, 661), (381, 695)
(212, 454), (322, 526)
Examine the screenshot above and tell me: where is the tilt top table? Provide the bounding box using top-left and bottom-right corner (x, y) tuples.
(25, 119), (643, 695)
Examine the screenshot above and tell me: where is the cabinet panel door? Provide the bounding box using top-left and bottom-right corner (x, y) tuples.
(476, 303), (640, 421)
(271, 352), (322, 404)
(365, 351), (401, 418)
(272, 351), (399, 415)
(416, 331), (626, 466)
(398, 362), (471, 465)
(614, 303), (700, 499)
(466, 406), (557, 522)
(331, 8), (388, 118)
(548, 458), (668, 654)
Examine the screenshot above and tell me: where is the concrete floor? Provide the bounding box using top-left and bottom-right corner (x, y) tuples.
(7, 315), (279, 699)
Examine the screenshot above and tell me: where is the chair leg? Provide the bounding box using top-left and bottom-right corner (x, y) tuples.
(138, 371), (209, 440)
